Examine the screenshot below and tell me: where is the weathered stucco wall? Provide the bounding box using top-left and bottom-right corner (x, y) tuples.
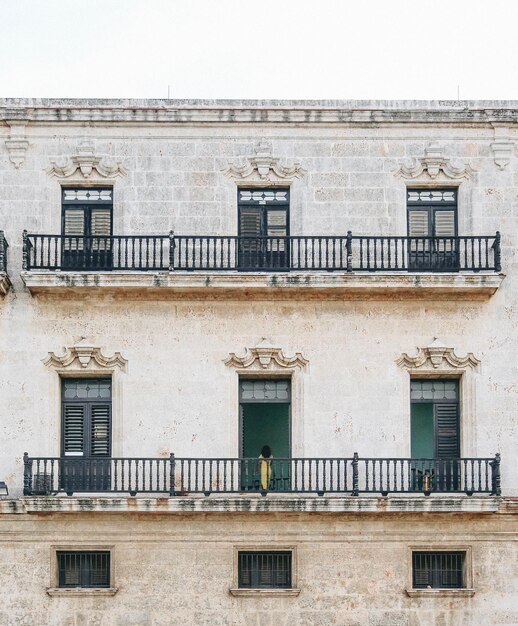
(0, 511), (516, 626)
(0, 100), (516, 625)
(0, 100), (517, 496)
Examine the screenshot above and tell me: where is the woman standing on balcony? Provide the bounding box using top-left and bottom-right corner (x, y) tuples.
(258, 445), (273, 490)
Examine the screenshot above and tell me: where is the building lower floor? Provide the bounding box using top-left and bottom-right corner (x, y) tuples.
(0, 501), (516, 626)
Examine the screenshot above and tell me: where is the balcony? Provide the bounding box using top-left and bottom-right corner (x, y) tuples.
(23, 453), (501, 498)
(21, 232), (503, 300)
(0, 231), (10, 296)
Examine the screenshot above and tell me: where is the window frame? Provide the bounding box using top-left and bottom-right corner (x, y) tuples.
(230, 545), (300, 596)
(406, 545), (474, 597)
(406, 188), (458, 238)
(47, 545), (117, 597)
(61, 187), (114, 238)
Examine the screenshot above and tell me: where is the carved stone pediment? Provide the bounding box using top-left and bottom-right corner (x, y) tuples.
(43, 342), (127, 371)
(396, 142), (475, 181)
(224, 140), (306, 183)
(47, 140), (127, 179)
(397, 338), (480, 370)
(225, 341), (308, 370)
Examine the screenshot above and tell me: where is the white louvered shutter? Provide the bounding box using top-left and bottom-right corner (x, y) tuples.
(90, 209), (112, 251)
(63, 209), (85, 251)
(91, 405), (111, 456)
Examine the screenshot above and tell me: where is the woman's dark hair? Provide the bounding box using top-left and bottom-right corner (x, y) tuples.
(260, 445), (272, 458)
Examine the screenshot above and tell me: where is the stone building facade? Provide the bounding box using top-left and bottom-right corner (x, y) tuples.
(0, 99), (516, 625)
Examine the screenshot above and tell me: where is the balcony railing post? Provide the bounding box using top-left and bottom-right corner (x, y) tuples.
(346, 231), (353, 272)
(169, 230), (175, 272)
(352, 452), (359, 496)
(22, 230), (29, 271)
(491, 453), (501, 496)
(169, 452), (175, 496)
(494, 231), (501, 272)
(23, 452), (33, 496)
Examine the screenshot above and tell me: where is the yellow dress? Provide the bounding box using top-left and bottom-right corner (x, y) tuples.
(258, 454), (272, 490)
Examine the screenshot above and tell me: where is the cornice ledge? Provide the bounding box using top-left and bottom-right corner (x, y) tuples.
(397, 338), (480, 370)
(46, 140), (127, 179)
(225, 341), (308, 370)
(396, 142), (476, 180)
(224, 140), (306, 183)
(43, 342), (127, 371)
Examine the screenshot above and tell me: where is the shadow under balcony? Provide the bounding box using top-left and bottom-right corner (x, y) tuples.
(21, 232), (504, 300)
(20, 453), (502, 514)
(0, 231), (11, 296)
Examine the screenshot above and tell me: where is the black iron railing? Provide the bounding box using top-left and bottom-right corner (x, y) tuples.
(0, 231), (8, 272)
(23, 453), (501, 496)
(23, 232), (501, 273)
(23, 232), (169, 271)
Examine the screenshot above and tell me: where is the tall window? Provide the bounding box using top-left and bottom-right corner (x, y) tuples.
(240, 379), (291, 491)
(410, 379), (460, 491)
(238, 189), (289, 270)
(61, 187), (113, 270)
(407, 189), (458, 271)
(61, 378), (112, 493)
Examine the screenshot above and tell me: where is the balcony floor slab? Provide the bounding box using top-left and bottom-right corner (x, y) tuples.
(21, 271), (504, 301)
(3, 495), (508, 515)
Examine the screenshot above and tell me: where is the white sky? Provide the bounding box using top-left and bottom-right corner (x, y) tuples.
(1, 0), (517, 101)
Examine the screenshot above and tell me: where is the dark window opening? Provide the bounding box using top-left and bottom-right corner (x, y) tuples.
(61, 187), (113, 270)
(407, 189), (458, 271)
(238, 189), (289, 270)
(57, 551), (110, 588)
(238, 551), (292, 589)
(412, 551), (465, 589)
(60, 378), (112, 493)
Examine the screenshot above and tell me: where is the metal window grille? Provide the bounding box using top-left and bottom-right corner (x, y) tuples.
(412, 551), (465, 589)
(238, 551), (292, 589)
(57, 551), (110, 588)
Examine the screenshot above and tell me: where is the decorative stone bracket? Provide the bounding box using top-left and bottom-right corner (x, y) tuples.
(491, 125), (514, 170)
(224, 140), (306, 183)
(43, 343), (127, 371)
(397, 338), (480, 370)
(225, 341), (308, 370)
(5, 121), (29, 168)
(396, 142), (475, 181)
(47, 140), (127, 179)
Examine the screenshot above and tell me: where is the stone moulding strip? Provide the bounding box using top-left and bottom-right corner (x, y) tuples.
(2, 100), (518, 124)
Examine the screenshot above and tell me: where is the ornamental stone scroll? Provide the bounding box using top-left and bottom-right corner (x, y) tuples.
(43, 342), (127, 372)
(223, 140), (306, 184)
(396, 338), (480, 371)
(225, 342), (308, 371)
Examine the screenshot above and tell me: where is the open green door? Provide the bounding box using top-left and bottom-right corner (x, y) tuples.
(240, 379), (291, 491)
(410, 380), (460, 491)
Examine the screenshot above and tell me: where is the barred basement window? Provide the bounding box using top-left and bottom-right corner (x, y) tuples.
(412, 551), (465, 589)
(238, 551), (292, 589)
(57, 551), (110, 588)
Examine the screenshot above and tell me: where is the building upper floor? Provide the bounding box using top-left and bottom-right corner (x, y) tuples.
(1, 99), (516, 299)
